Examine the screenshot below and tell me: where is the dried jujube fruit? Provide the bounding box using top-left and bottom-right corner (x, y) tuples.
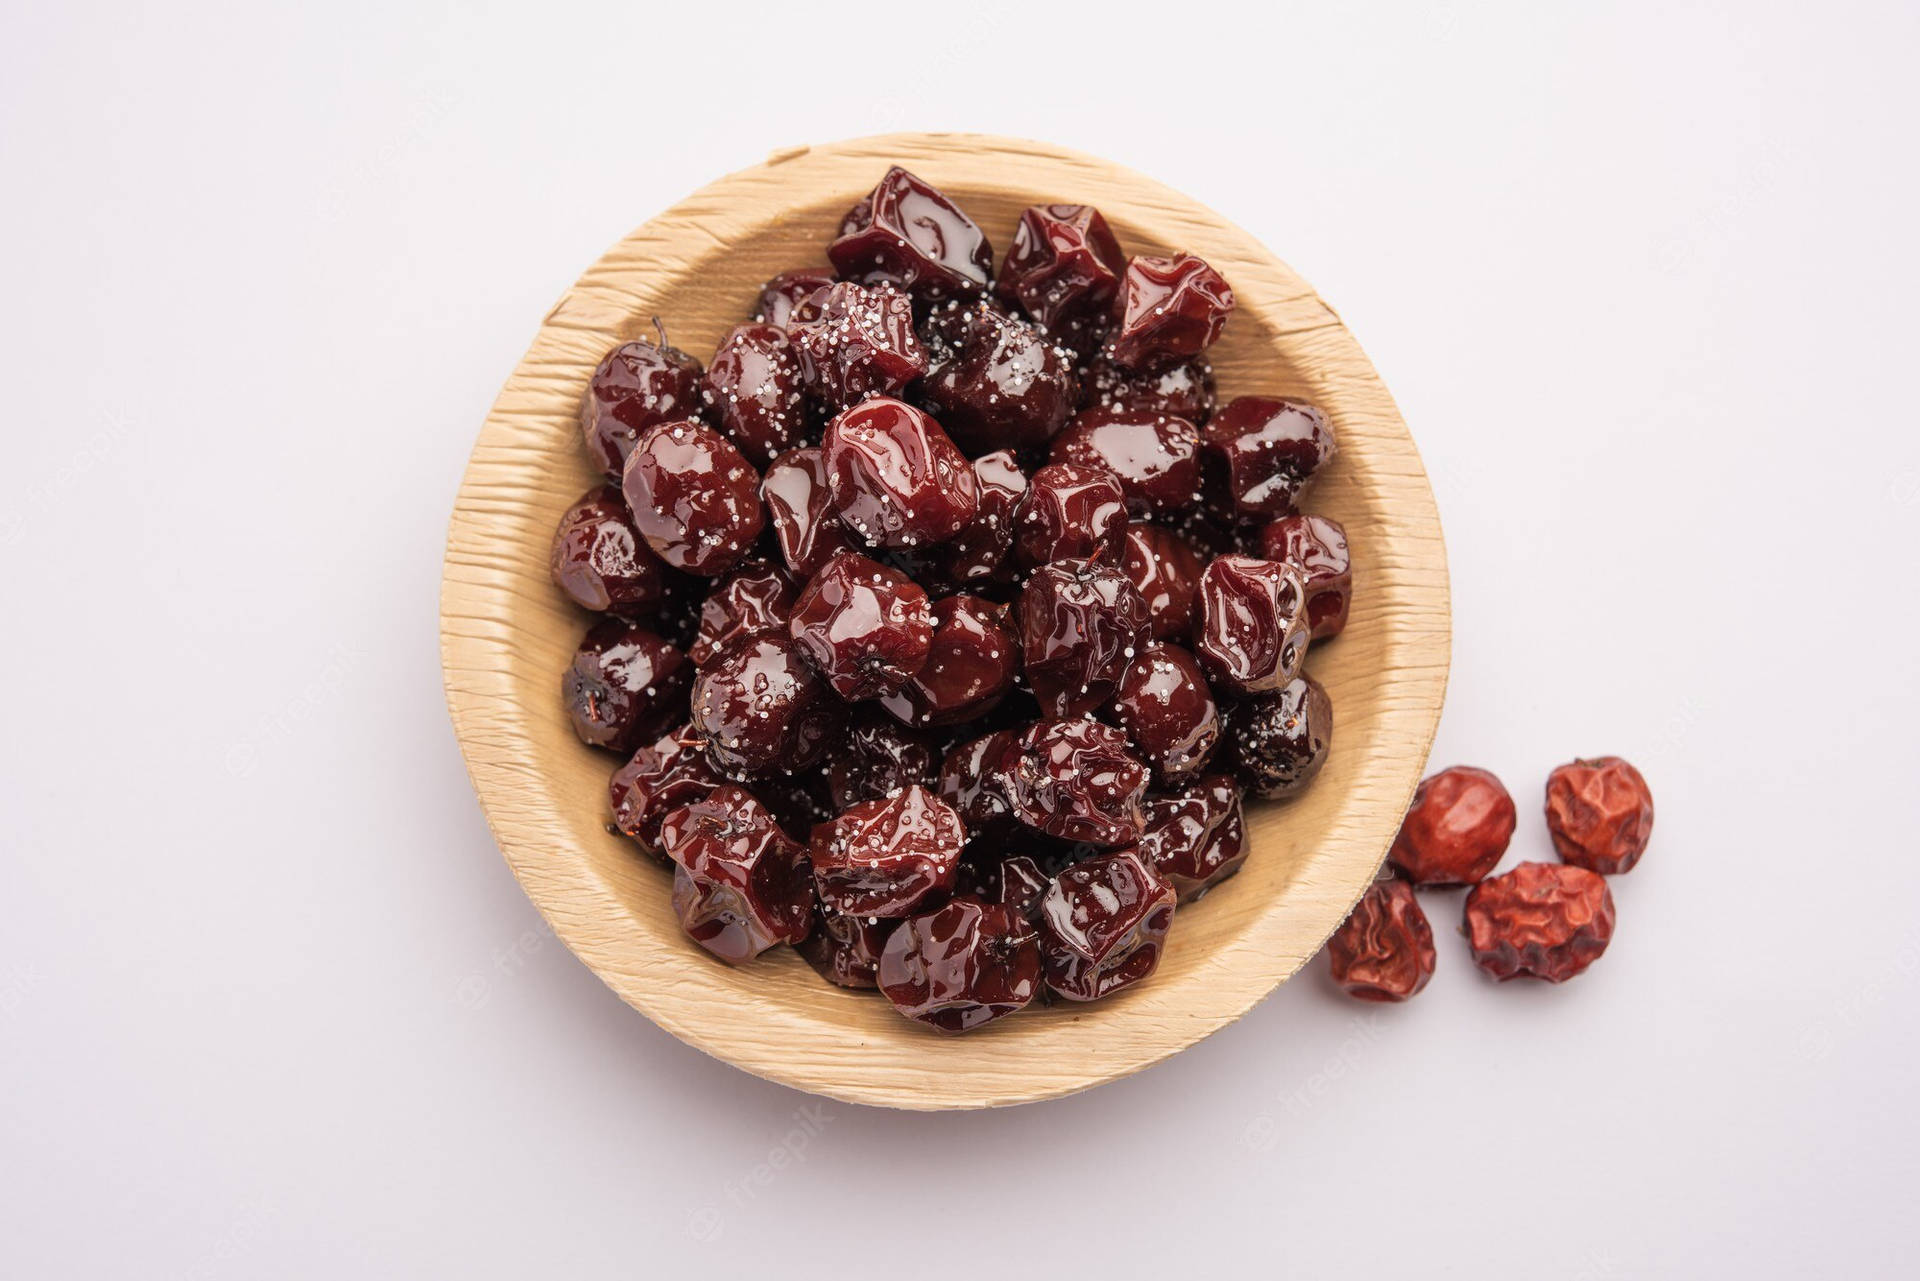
(1121, 523), (1204, 641)
(991, 854), (1052, 923)
(620, 419), (765, 576)
(690, 631), (840, 777)
(1196, 555), (1311, 695)
(1259, 513), (1353, 640)
(1018, 558), (1152, 719)
(1039, 848), (1177, 1001)
(937, 730), (1022, 835)
(1326, 879), (1436, 1002)
(827, 709), (938, 810)
(660, 785), (815, 964)
(561, 619), (693, 754)
(809, 784), (967, 918)
(1464, 862), (1616, 982)
(790, 281), (927, 409)
(798, 907), (898, 989)
(1107, 253), (1234, 372)
(996, 203), (1127, 336)
(1080, 354), (1216, 425)
(1136, 774), (1247, 902)
(937, 450), (1028, 588)
(762, 446), (856, 578)
(1110, 642), (1220, 781)
(1224, 676), (1333, 800)
(701, 322), (809, 466)
(755, 268), (835, 327)
(1545, 756), (1655, 875)
(829, 166), (993, 301)
(580, 331), (706, 477)
(918, 307), (1079, 455)
(878, 593), (1017, 728)
(878, 897), (1041, 1032)
(788, 551), (933, 701)
(689, 560), (800, 666)
(610, 726), (725, 859)
(549, 484), (666, 616)
(1014, 462), (1128, 568)
(1204, 397), (1336, 521)
(1048, 408), (1202, 517)
(1389, 765), (1517, 886)
(823, 397), (978, 549)
(1002, 719), (1149, 848)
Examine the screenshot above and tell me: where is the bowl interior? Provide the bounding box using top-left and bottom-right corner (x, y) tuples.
(441, 134), (1449, 1108)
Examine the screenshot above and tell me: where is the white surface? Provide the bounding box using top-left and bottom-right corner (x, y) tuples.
(3, 2), (1917, 1276)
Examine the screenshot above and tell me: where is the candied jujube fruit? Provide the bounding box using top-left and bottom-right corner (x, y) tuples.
(1049, 407), (1202, 517)
(788, 551), (933, 701)
(996, 203), (1127, 336)
(1327, 879), (1436, 1002)
(937, 729), (1021, 835)
(798, 907), (898, 989)
(828, 166), (993, 301)
(1015, 462), (1128, 568)
(878, 594), (1018, 728)
(610, 727), (726, 860)
(1136, 774), (1247, 902)
(878, 897), (1041, 1033)
(1039, 848), (1177, 1001)
(1080, 354), (1216, 425)
(1544, 756), (1655, 875)
(659, 785), (814, 964)
(938, 450), (1028, 588)
(701, 323), (809, 466)
(1196, 554), (1311, 695)
(809, 784), (967, 918)
(754, 268), (835, 327)
(1225, 676), (1333, 801)
(1106, 254), (1234, 373)
(689, 560), (800, 666)
(620, 419), (765, 576)
(580, 332), (706, 477)
(549, 484), (666, 616)
(991, 854), (1052, 923)
(1389, 765), (1517, 886)
(690, 631), (840, 777)
(561, 619), (693, 754)
(1121, 523), (1204, 642)
(827, 709), (939, 810)
(1258, 513), (1353, 640)
(1464, 862), (1616, 983)
(823, 397), (978, 549)
(762, 446), (856, 578)
(790, 281), (928, 409)
(1204, 397), (1337, 521)
(1003, 719), (1149, 848)
(1110, 642), (1221, 781)
(919, 308), (1079, 455)
(1019, 558), (1152, 719)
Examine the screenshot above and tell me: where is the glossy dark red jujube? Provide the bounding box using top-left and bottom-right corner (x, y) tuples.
(1136, 774), (1248, 902)
(1196, 555), (1311, 695)
(659, 785), (814, 964)
(580, 333), (706, 477)
(918, 307), (1079, 455)
(1120, 523), (1205, 642)
(1014, 462), (1128, 568)
(789, 281), (928, 410)
(1039, 848), (1178, 1001)
(878, 594), (1018, 728)
(1018, 558), (1152, 719)
(877, 897), (1041, 1033)
(550, 484), (666, 616)
(620, 419), (765, 576)
(561, 619), (693, 754)
(823, 397), (978, 549)
(689, 560), (800, 667)
(1224, 676), (1333, 801)
(1258, 513), (1353, 640)
(809, 784), (967, 918)
(788, 551), (933, 701)
(1110, 642), (1221, 781)
(1002, 719), (1149, 848)
(762, 446), (856, 578)
(1049, 407), (1202, 517)
(1106, 254), (1234, 373)
(609, 725), (727, 860)
(690, 631), (840, 777)
(701, 322), (809, 466)
(1204, 397), (1337, 521)
(828, 166), (994, 301)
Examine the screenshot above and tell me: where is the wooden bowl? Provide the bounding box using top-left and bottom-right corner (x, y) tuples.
(440, 133), (1449, 1109)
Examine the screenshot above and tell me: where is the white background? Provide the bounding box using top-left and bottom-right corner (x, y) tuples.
(4, 2), (1917, 1277)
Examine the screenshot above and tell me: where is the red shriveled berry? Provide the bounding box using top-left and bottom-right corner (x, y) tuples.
(1015, 462), (1127, 568)
(919, 307), (1078, 455)
(1389, 766), (1517, 886)
(1464, 863), (1616, 982)
(1018, 558), (1152, 718)
(790, 281), (927, 410)
(1203, 397), (1336, 521)
(788, 551), (933, 701)
(761, 446), (856, 578)
(701, 323), (809, 466)
(798, 907), (898, 989)
(937, 730), (1021, 835)
(1120, 523), (1204, 642)
(561, 619), (692, 754)
(580, 332), (705, 477)
(996, 204), (1127, 335)
(1196, 555), (1311, 696)
(877, 897), (1041, 1032)
(1258, 513), (1353, 640)
(1003, 719), (1149, 848)
(690, 631), (840, 777)
(1223, 676), (1333, 801)
(1038, 848), (1177, 1001)
(754, 268), (835, 327)
(878, 594), (1018, 728)
(1327, 879), (1436, 1001)
(1544, 756), (1655, 875)
(809, 784), (967, 918)
(1110, 642), (1220, 781)
(1136, 774), (1246, 902)
(826, 709), (938, 810)
(619, 419), (765, 576)
(828, 166), (993, 301)
(689, 560), (800, 667)
(550, 484), (666, 616)
(1049, 407), (1202, 518)
(822, 397), (978, 549)
(659, 785), (814, 964)
(938, 450), (1028, 589)
(1079, 354), (1216, 425)
(1107, 254), (1234, 372)
(610, 726), (726, 860)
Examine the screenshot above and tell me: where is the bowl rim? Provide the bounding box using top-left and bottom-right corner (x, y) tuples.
(440, 132), (1450, 1109)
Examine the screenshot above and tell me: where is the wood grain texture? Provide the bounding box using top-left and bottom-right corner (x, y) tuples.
(439, 134), (1451, 1109)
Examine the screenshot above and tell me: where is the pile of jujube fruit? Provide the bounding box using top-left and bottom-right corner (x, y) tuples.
(1326, 756), (1654, 1000)
(551, 166), (1350, 1033)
